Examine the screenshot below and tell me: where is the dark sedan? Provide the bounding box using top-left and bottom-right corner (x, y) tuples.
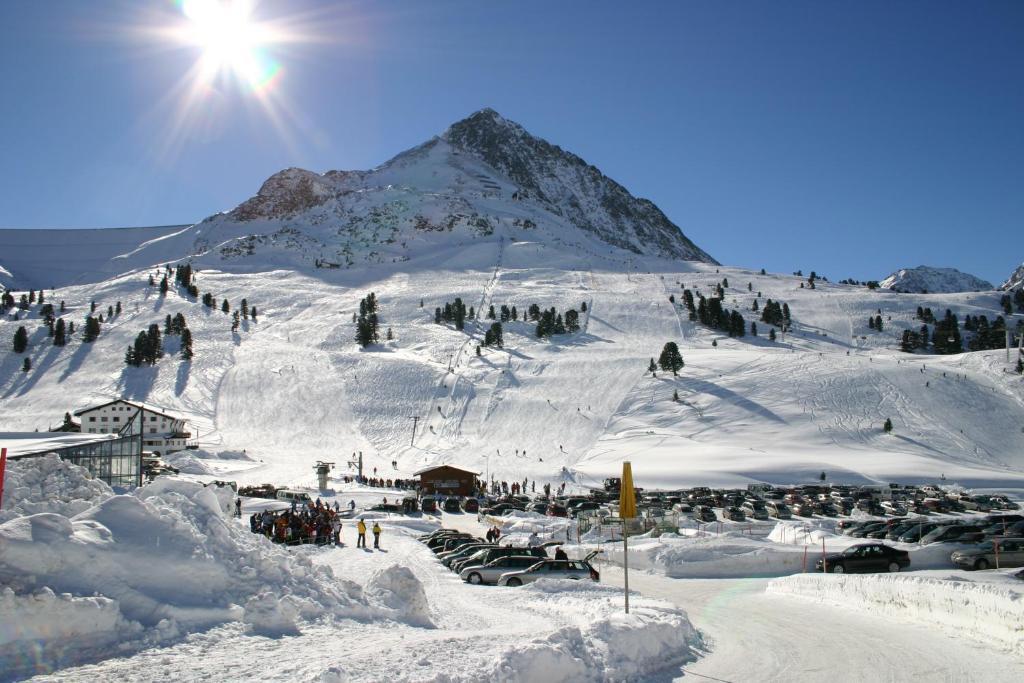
(815, 543), (910, 574)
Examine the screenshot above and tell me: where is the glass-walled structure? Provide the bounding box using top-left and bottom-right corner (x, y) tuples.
(41, 433), (142, 487)
(7, 409), (144, 488)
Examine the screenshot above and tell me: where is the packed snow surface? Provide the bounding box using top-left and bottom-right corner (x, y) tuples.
(767, 570), (1024, 657)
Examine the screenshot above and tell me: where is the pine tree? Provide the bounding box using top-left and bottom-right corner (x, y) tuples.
(435, 307), (442, 324)
(581, 301), (588, 312)
(250, 306), (257, 321)
(658, 342), (684, 376)
(38, 290), (44, 305)
(565, 309), (580, 333)
(874, 315), (883, 332)
(90, 300), (97, 313)
(148, 274), (155, 286)
(180, 328), (194, 360)
(22, 357), (31, 372)
(165, 314), (173, 335)
(83, 316), (101, 343)
(386, 327), (393, 340)
(29, 290), (35, 304)
(13, 326), (28, 353)
(160, 276), (169, 295)
(511, 305), (518, 321)
(648, 358), (657, 373)
(202, 292), (215, 308)
(769, 328), (776, 342)
(53, 318), (67, 346)
(673, 389), (680, 402)
(60, 300), (66, 313)
(750, 321), (757, 336)
(500, 304), (511, 322)
(483, 322), (503, 348)
(232, 311), (240, 332)
(487, 304), (496, 320)
(1017, 358), (1023, 375)
(476, 344), (482, 356)
(221, 299), (230, 313)
(883, 418), (893, 433)
(241, 299), (249, 319)
(145, 324), (163, 363)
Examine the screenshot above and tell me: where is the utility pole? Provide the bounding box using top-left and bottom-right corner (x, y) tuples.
(410, 416), (419, 446)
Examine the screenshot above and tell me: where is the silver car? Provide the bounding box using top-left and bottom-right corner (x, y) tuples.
(951, 538), (1024, 571)
(460, 555), (546, 585)
(497, 552), (600, 587)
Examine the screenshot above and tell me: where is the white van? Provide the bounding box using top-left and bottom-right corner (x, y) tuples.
(276, 489), (313, 504)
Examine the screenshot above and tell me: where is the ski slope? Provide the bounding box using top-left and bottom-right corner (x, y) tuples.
(2, 235), (1023, 492)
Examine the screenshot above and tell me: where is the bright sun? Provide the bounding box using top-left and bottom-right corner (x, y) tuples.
(179, 0), (280, 91)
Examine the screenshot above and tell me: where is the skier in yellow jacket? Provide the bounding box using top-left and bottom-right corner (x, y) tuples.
(372, 522), (382, 549)
(357, 519), (367, 548)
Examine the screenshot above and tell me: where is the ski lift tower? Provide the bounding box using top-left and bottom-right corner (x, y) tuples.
(314, 461), (335, 491)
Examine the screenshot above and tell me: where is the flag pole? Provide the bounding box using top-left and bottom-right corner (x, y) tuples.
(0, 448), (8, 508)
(623, 519), (629, 614)
(619, 461), (636, 615)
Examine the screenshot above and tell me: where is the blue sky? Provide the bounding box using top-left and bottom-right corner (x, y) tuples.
(1, 1), (1021, 284)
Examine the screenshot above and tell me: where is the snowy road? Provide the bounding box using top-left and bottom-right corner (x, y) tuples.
(599, 566), (1024, 683)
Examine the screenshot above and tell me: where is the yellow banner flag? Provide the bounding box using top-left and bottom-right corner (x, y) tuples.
(619, 461), (637, 519)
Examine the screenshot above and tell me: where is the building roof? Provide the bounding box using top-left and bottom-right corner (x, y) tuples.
(0, 432), (119, 458)
(73, 398), (185, 422)
(412, 464), (480, 477)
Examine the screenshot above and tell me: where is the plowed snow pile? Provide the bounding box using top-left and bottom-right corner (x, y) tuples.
(0, 459), (702, 682)
(767, 572), (1024, 656)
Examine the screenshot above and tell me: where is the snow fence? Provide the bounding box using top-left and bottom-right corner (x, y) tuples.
(767, 572), (1024, 657)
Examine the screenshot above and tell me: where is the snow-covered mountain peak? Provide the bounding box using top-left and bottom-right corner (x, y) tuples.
(229, 167), (339, 221)
(1001, 262), (1024, 291)
(879, 266), (994, 293)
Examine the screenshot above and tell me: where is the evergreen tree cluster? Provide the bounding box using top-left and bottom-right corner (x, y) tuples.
(174, 264), (200, 298)
(867, 315), (883, 331)
(696, 293), (747, 337)
(355, 292), (380, 347)
(760, 299), (791, 328)
(164, 312), (188, 336)
(435, 298), (468, 330)
(12, 325), (28, 353)
(930, 309), (963, 355)
(915, 306), (936, 324)
(125, 324), (164, 366)
(483, 322), (503, 348)
(83, 315), (102, 343)
(534, 306), (580, 338)
(964, 314), (1011, 352)
(900, 327), (930, 353)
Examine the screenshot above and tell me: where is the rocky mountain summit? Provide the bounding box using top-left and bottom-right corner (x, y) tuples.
(879, 266), (993, 293)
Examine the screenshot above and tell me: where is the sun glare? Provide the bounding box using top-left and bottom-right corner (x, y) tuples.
(178, 0), (281, 91)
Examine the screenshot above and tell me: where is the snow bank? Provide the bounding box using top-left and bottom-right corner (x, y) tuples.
(767, 572), (1024, 656)
(162, 451), (216, 475)
(486, 580), (702, 682)
(364, 564), (433, 628)
(0, 476), (381, 677)
(603, 534), (809, 578)
(0, 454), (112, 524)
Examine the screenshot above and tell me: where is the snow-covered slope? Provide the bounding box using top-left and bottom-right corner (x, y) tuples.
(1002, 262), (1024, 291)
(879, 266), (993, 293)
(2, 247), (1022, 491)
(0, 225), (189, 290)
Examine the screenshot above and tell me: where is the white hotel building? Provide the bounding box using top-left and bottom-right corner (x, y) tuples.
(74, 399), (195, 455)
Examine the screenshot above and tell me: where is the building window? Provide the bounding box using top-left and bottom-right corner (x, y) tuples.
(150, 416), (157, 422)
(101, 417), (108, 422)
(113, 417), (120, 422)
(88, 428), (96, 433)
(149, 428), (157, 434)
(100, 428), (107, 433)
(89, 417), (96, 422)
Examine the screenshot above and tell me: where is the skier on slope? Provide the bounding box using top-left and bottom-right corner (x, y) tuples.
(372, 522), (382, 549)
(357, 519), (367, 548)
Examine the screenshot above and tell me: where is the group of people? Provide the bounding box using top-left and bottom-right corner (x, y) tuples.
(484, 525), (503, 542)
(249, 502), (342, 546)
(339, 475), (417, 490)
(246, 499), (383, 549)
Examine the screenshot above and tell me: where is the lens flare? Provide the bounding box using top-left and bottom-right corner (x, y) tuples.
(176, 0), (282, 93)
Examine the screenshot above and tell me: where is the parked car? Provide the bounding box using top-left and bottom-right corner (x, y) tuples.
(461, 498), (480, 513)
(452, 546), (548, 574)
(724, 506), (746, 522)
(546, 503), (569, 517)
(951, 538), (1024, 571)
(441, 497), (462, 513)
(815, 544), (910, 574)
(441, 543), (495, 567)
(848, 522), (888, 538)
(742, 501), (770, 521)
(896, 521), (941, 543)
(693, 505), (717, 523)
(461, 556), (551, 585)
(982, 520), (1024, 538)
(420, 497), (439, 513)
(427, 534), (474, 551)
(920, 525), (984, 545)
(497, 552), (601, 586)
(767, 502), (792, 520)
